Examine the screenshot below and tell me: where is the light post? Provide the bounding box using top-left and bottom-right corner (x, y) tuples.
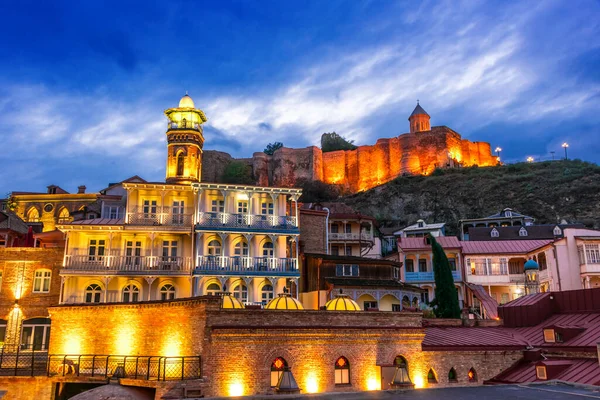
(495, 147), (502, 160)
(550, 151), (555, 161)
(562, 142), (569, 160)
(527, 156), (534, 163)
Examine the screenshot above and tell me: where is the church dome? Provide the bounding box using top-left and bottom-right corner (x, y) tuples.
(179, 94), (195, 108)
(222, 293), (245, 309)
(265, 292), (304, 310)
(325, 291), (361, 311)
(524, 259), (540, 271)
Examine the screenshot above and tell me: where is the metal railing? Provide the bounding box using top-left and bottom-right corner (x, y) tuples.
(196, 212), (298, 231)
(63, 254), (192, 273)
(404, 270), (461, 282)
(196, 256), (298, 274)
(329, 232), (374, 241)
(0, 346), (48, 377)
(47, 355), (201, 381)
(127, 206), (193, 227)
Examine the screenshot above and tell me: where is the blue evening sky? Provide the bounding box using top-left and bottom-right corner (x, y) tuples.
(1, 0), (599, 193)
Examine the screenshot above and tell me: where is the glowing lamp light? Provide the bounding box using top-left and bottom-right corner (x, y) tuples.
(305, 375), (319, 394)
(366, 378), (380, 391)
(64, 337), (82, 354)
(228, 382), (244, 397)
(526, 156), (534, 163)
(413, 374), (424, 389)
(468, 370), (475, 380)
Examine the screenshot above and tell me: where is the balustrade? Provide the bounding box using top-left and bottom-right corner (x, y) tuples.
(195, 255), (298, 274)
(63, 254), (192, 273)
(196, 212), (298, 231)
(127, 206), (193, 227)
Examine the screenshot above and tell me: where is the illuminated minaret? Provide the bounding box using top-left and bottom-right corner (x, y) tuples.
(164, 93), (208, 184)
(408, 101), (431, 133)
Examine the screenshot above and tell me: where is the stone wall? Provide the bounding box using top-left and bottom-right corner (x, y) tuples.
(202, 127), (497, 193)
(299, 209), (328, 254)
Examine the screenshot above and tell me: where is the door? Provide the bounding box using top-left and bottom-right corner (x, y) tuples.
(125, 241), (142, 267)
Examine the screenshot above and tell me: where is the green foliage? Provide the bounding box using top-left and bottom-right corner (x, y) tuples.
(429, 235), (461, 319)
(5, 193), (17, 212)
(297, 179), (342, 203)
(264, 142), (284, 155)
(221, 161), (254, 184)
(321, 132), (357, 153)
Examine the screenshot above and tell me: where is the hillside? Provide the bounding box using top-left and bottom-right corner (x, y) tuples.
(341, 160), (600, 235)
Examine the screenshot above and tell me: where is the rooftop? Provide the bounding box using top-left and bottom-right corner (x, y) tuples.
(397, 236), (461, 251)
(461, 239), (553, 254)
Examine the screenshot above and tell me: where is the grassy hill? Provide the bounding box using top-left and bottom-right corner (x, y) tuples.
(341, 160), (600, 235)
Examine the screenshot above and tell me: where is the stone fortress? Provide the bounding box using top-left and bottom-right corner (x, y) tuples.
(203, 103), (498, 192)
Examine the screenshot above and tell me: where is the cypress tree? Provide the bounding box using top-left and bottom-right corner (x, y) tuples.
(429, 235), (461, 318)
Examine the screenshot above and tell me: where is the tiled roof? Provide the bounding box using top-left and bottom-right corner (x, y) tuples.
(0, 211), (29, 234)
(461, 240), (553, 255)
(398, 236), (461, 250)
(515, 312), (600, 349)
(492, 358), (600, 386)
(68, 218), (124, 225)
(468, 224), (584, 241)
(466, 283), (499, 319)
(422, 327), (527, 350)
(501, 292), (551, 308)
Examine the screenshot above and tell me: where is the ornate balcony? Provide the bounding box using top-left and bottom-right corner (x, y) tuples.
(404, 270), (461, 282)
(127, 206), (193, 230)
(195, 212), (299, 233)
(195, 256), (299, 276)
(329, 232), (374, 242)
(62, 255), (192, 275)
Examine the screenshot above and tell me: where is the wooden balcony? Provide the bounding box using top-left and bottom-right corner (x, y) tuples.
(195, 212), (299, 233)
(127, 206), (193, 230)
(195, 256), (299, 276)
(62, 255), (192, 275)
(405, 270), (461, 282)
(329, 232), (374, 242)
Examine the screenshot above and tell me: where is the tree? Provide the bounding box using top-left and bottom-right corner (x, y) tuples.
(264, 142), (284, 155)
(221, 161), (254, 184)
(321, 132), (357, 153)
(429, 235), (461, 318)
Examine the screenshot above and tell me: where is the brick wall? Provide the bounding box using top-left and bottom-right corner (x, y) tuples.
(0, 377), (53, 400)
(299, 210), (327, 254)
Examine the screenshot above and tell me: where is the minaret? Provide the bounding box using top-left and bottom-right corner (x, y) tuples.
(164, 94), (208, 184)
(408, 101), (431, 133)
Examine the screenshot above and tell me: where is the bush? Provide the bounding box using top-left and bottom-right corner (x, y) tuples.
(297, 179), (342, 202)
(221, 161), (254, 184)
(321, 132), (357, 152)
(264, 142), (283, 155)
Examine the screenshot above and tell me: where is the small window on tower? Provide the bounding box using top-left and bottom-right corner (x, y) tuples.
(177, 153), (185, 176)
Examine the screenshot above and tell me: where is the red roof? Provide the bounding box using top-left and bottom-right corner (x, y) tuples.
(466, 283), (499, 319)
(397, 236), (461, 251)
(461, 240), (553, 255)
(422, 326), (527, 350)
(515, 312), (600, 350)
(492, 358), (600, 385)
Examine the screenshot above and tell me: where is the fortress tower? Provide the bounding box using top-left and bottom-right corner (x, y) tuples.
(164, 94), (208, 184)
(408, 101), (430, 133)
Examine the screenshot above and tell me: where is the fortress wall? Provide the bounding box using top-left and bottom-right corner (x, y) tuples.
(477, 142), (495, 166)
(388, 136), (402, 178)
(272, 147), (321, 187)
(322, 150), (348, 186)
(252, 152), (271, 186)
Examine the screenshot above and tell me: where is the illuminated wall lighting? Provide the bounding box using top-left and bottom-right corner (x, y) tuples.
(305, 375), (319, 393)
(228, 382), (244, 397)
(366, 377), (380, 391)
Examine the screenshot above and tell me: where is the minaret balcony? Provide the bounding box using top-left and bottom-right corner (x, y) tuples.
(195, 212), (299, 233)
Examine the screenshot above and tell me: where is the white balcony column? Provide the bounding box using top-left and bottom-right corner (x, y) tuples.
(145, 277), (156, 301)
(107, 232), (114, 268)
(63, 231), (70, 267)
(194, 188), (202, 224)
(59, 276), (67, 304)
(124, 187), (132, 224)
(585, 276), (591, 289)
(219, 233), (228, 267)
(270, 193), (279, 226)
(159, 190), (167, 224)
(103, 277), (111, 303)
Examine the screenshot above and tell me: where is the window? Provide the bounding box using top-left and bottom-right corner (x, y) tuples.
(207, 239), (222, 256)
(392, 304), (401, 312)
(261, 201), (274, 215)
(85, 284), (103, 303)
(331, 224), (339, 234)
(536, 365), (547, 380)
(0, 235), (5, 247)
(553, 226), (562, 236)
(270, 357), (287, 387)
(500, 293), (509, 304)
(261, 284), (274, 303)
(418, 259), (427, 272)
(232, 282), (248, 303)
(336, 264), (359, 277)
(412, 297), (418, 308)
(172, 201), (185, 224)
(211, 199), (224, 213)
(468, 368), (477, 382)
(448, 258), (456, 271)
(519, 227), (528, 237)
(490, 228), (499, 237)
(125, 240), (142, 266)
(43, 203), (54, 213)
(364, 301), (377, 310)
(335, 357), (350, 385)
(237, 201), (248, 214)
(585, 244), (600, 264)
(448, 368), (457, 382)
(21, 318), (51, 350)
(393, 356), (411, 384)
(331, 246), (339, 256)
(143, 200), (157, 218)
(27, 207), (40, 222)
(233, 240), (249, 256)
(33, 270), (51, 293)
(206, 283), (221, 295)
(402, 296), (411, 308)
(538, 252), (548, 271)
(176, 152), (185, 176)
(345, 224), (352, 234)
(162, 240), (178, 266)
(58, 208), (70, 223)
(160, 284), (176, 300)
(345, 247), (352, 256)
(427, 368), (437, 383)
(417, 220), (425, 228)
(405, 259), (414, 273)
(108, 206), (119, 219)
(262, 241), (274, 257)
(122, 284), (140, 303)
(543, 328), (556, 343)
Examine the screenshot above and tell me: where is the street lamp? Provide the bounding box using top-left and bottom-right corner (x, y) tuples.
(527, 156), (534, 163)
(550, 151), (555, 161)
(495, 147), (502, 159)
(562, 142), (569, 160)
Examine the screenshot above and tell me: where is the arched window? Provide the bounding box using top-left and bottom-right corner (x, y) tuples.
(402, 296), (411, 308)
(335, 357), (350, 385)
(234, 240), (249, 256)
(122, 284), (140, 303)
(206, 283), (221, 296)
(490, 228), (499, 238)
(27, 207), (40, 222)
(85, 284), (103, 303)
(468, 367), (477, 382)
(231, 282), (248, 303)
(182, 118), (187, 128)
(261, 284), (274, 303)
(176, 152), (185, 176)
(262, 241), (274, 257)
(412, 297), (419, 308)
(33, 269), (51, 293)
(427, 368), (437, 383)
(519, 227), (528, 237)
(160, 284), (176, 300)
(207, 240), (222, 256)
(21, 318), (51, 350)
(270, 357), (288, 387)
(58, 207), (70, 223)
(448, 367), (457, 382)
(392, 356), (411, 384)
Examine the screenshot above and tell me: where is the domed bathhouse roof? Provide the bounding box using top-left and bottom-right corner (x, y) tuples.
(524, 259), (540, 271)
(178, 93), (195, 108)
(265, 289), (304, 310)
(221, 291), (245, 309)
(325, 290), (361, 311)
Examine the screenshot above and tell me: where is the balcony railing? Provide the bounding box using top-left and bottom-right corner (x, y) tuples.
(196, 212), (298, 231)
(329, 232), (374, 241)
(127, 206), (193, 227)
(195, 256), (298, 275)
(404, 270), (461, 282)
(63, 255), (192, 274)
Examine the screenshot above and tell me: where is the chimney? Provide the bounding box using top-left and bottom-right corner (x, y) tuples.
(77, 185), (86, 194)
